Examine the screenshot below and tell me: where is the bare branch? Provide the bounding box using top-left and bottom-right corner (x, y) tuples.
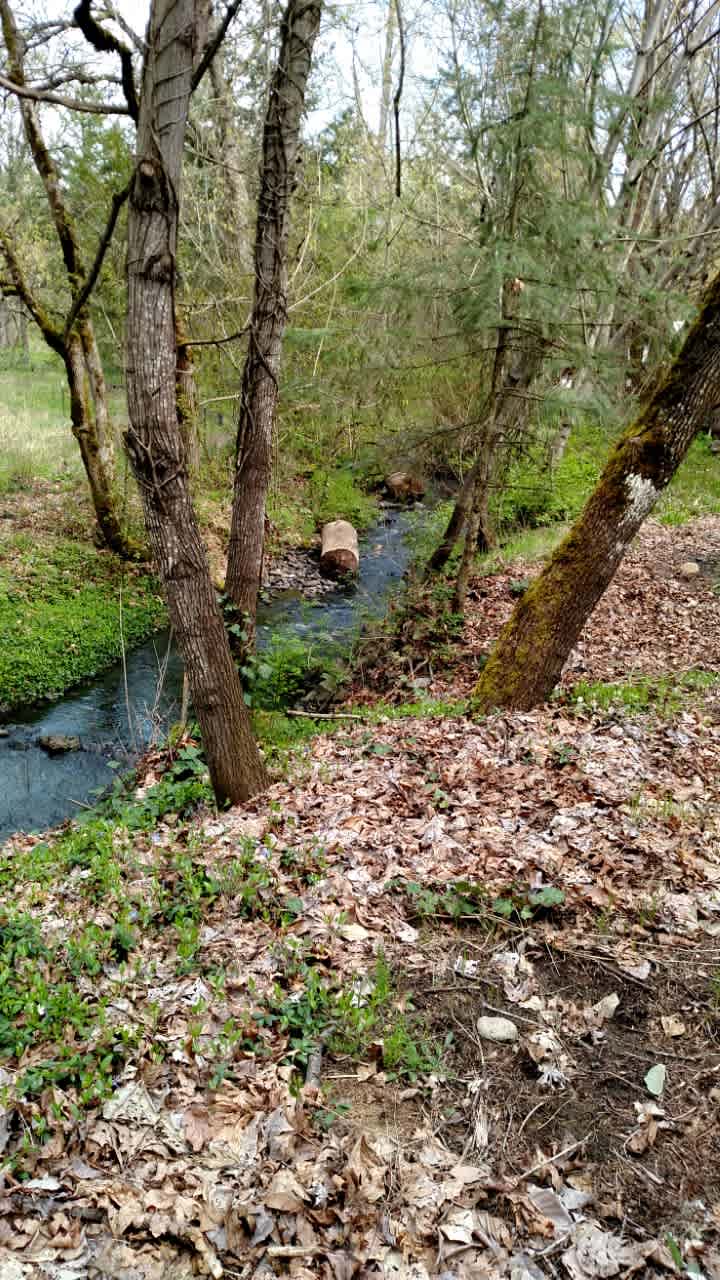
(64, 179), (132, 339)
(192, 0), (244, 91)
(73, 0), (139, 121)
(0, 70), (131, 114)
(392, 0), (405, 197)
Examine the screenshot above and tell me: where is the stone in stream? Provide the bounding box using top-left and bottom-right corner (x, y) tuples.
(38, 734), (82, 755)
(320, 520), (359, 578)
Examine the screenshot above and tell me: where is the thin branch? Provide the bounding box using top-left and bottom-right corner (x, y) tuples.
(64, 179), (132, 338)
(185, 326), (248, 348)
(0, 71), (130, 115)
(392, 0), (405, 197)
(0, 226), (64, 355)
(73, 0), (139, 120)
(192, 0), (244, 91)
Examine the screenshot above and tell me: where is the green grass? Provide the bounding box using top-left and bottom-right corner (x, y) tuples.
(308, 467), (378, 530)
(566, 669), (720, 716)
(658, 436), (720, 524)
(0, 535), (166, 711)
(0, 348), (126, 495)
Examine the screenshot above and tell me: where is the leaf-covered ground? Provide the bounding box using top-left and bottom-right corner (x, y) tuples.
(1, 517), (720, 1280)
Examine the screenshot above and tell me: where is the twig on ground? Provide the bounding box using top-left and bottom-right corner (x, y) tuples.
(286, 709), (364, 720)
(517, 1132), (591, 1182)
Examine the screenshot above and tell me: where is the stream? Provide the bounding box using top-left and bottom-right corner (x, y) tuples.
(0, 507), (425, 841)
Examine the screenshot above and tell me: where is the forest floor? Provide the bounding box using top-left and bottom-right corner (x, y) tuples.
(1, 516), (720, 1280)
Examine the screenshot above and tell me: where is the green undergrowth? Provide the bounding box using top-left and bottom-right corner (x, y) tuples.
(565, 669), (720, 716)
(494, 426), (720, 535)
(265, 467), (379, 544)
(658, 435), (720, 524)
(308, 466), (378, 531)
(393, 876), (566, 928)
(0, 534), (166, 712)
(0, 775), (443, 1134)
(257, 947), (443, 1086)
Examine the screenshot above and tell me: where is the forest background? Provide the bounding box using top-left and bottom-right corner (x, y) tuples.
(1, 0), (720, 763)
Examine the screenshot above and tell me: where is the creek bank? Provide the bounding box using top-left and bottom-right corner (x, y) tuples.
(0, 505), (430, 841)
(0, 532), (166, 716)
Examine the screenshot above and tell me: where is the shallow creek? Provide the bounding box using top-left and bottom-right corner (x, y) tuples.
(0, 507), (425, 840)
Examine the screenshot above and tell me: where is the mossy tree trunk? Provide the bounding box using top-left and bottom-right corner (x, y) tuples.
(124, 0), (267, 806)
(64, 335), (127, 553)
(473, 267), (720, 713)
(225, 0), (323, 644)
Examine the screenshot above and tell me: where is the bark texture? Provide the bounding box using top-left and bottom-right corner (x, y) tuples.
(473, 268), (720, 713)
(125, 0), (267, 806)
(225, 0), (323, 636)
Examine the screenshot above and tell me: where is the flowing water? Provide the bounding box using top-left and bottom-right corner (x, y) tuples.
(0, 507), (425, 841)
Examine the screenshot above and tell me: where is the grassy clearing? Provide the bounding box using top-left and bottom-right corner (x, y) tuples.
(0, 349), (126, 496)
(0, 534), (165, 712)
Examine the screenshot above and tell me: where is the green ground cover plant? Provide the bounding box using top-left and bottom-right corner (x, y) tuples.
(0, 536), (165, 711)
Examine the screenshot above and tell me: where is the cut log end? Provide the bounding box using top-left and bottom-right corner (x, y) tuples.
(320, 520), (359, 578)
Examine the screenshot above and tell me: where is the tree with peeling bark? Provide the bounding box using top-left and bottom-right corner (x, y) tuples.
(0, 0), (133, 556)
(225, 0), (323, 644)
(472, 265), (720, 714)
(120, 0), (267, 805)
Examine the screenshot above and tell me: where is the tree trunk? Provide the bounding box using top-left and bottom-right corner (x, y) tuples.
(425, 457), (479, 577)
(124, 0), (267, 806)
(426, 313), (546, 578)
(176, 324), (201, 476)
(453, 441), (495, 611)
(79, 318), (116, 486)
(473, 267), (720, 713)
(65, 336), (128, 555)
(225, 0), (323, 641)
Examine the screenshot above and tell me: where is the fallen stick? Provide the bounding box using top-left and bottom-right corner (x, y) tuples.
(517, 1132), (591, 1182)
(286, 709), (364, 721)
(305, 1044), (323, 1089)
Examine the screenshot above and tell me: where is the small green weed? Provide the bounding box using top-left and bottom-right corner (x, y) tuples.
(258, 952), (442, 1083)
(102, 743), (213, 830)
(0, 905), (139, 1105)
(568, 670), (719, 717)
(397, 878), (565, 925)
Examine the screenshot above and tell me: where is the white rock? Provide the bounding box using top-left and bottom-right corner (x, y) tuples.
(679, 560), (700, 578)
(476, 1015), (519, 1043)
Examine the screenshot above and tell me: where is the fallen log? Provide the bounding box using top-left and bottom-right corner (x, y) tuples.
(385, 470), (425, 501)
(320, 520), (359, 577)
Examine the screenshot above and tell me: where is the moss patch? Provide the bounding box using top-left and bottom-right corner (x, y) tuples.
(0, 534), (166, 713)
